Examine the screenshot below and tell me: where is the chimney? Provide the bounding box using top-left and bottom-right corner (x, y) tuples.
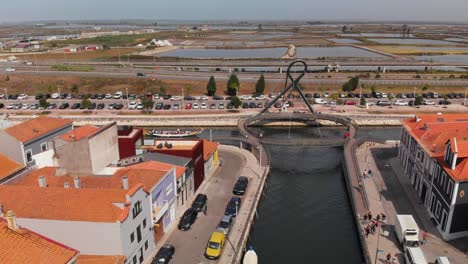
(38, 175), (47, 188)
(74, 177), (81, 189)
(64, 182), (70, 188)
(122, 176), (129, 190)
(6, 210), (19, 231)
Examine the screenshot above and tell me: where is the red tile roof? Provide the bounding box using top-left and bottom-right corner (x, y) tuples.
(4, 116), (73, 143)
(203, 140), (219, 161)
(127, 160), (186, 179)
(402, 114), (468, 181)
(58, 125), (99, 142)
(0, 185), (144, 222)
(0, 154), (25, 181)
(77, 255), (125, 264)
(0, 218), (79, 264)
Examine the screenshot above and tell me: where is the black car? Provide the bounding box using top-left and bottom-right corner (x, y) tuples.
(59, 103), (70, 109)
(162, 94), (172, 100)
(79, 103), (86, 109)
(213, 95), (223, 100)
(90, 94), (98, 99)
(438, 100), (451, 105)
(178, 208), (198, 230)
(137, 72), (146, 77)
(191, 194), (208, 212)
(274, 102), (282, 108)
(249, 102), (257, 108)
(88, 103), (97, 110)
(256, 102), (263, 108)
(242, 102), (249, 109)
(233, 176), (249, 195)
(225, 197), (241, 217)
(155, 102), (164, 110)
(97, 94), (105, 100)
(114, 103), (124, 110)
(71, 103), (80, 109)
(304, 93), (312, 98)
(97, 103), (105, 109)
(35, 94), (43, 100)
(313, 93), (321, 98)
(152, 245), (175, 264)
(226, 102), (234, 109)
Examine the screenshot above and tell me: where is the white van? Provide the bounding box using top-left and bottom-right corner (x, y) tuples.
(404, 247), (427, 264)
(315, 98), (327, 104)
(435, 256), (451, 264)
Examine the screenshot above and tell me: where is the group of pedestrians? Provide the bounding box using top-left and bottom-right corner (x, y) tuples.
(385, 252), (398, 263)
(363, 211), (386, 238)
(362, 169), (373, 179)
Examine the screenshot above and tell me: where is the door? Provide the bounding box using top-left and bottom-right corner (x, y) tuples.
(420, 184), (427, 204)
(441, 210), (448, 232)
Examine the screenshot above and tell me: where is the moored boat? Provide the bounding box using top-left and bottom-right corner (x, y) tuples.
(243, 246), (258, 264)
(145, 128), (203, 138)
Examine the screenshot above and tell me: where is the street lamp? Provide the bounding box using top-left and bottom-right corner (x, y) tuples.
(4, 88), (8, 102)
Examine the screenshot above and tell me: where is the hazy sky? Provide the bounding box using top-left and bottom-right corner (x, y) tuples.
(1, 0), (468, 22)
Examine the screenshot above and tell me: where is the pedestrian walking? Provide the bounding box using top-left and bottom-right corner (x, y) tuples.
(363, 214), (368, 223)
(386, 253), (392, 264)
(381, 213), (386, 221)
(422, 231), (429, 245)
(392, 254), (398, 263)
(376, 214), (381, 221)
(368, 169), (373, 177)
(370, 223), (376, 234)
(203, 203), (208, 215)
(368, 211), (373, 221)
(365, 226), (370, 238)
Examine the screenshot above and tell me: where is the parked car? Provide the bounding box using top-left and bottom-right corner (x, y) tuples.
(255, 95), (266, 100)
(5, 67), (15, 72)
(344, 100), (357, 105)
(137, 72), (146, 77)
(163, 104), (171, 110)
(249, 102), (257, 108)
(225, 197), (241, 217)
(113, 91), (123, 99)
(242, 102), (249, 108)
(152, 245), (175, 264)
(376, 100), (391, 106)
(105, 94), (112, 99)
(51, 93), (60, 99)
(191, 194), (208, 212)
(108, 103), (116, 110)
(423, 100), (435, 105)
(128, 101), (137, 110)
(172, 103), (180, 110)
(155, 102), (164, 110)
(185, 103), (192, 110)
(233, 176), (249, 195)
(210, 103), (216, 109)
(18, 94), (28, 100)
(213, 95), (223, 100)
(47, 103), (57, 109)
(438, 100), (451, 105)
(394, 100), (409, 106)
(178, 208), (198, 230)
(201, 95), (209, 100)
(71, 103), (80, 109)
(88, 103), (97, 110)
(205, 231), (225, 260)
(216, 215), (233, 235)
(200, 102), (207, 109)
(218, 103), (225, 109)
(97, 103), (105, 109)
(170, 96), (182, 101)
(193, 102), (199, 109)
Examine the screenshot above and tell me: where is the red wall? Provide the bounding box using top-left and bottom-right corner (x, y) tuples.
(117, 128), (143, 159)
(151, 141), (205, 190)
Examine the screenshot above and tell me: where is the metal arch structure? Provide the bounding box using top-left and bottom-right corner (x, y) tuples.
(260, 59), (317, 118)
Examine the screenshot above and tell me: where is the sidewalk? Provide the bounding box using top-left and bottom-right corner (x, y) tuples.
(357, 142), (468, 264)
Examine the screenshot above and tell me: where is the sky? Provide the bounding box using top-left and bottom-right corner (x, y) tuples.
(1, 0), (468, 23)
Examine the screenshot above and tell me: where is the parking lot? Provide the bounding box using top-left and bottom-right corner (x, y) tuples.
(0, 91), (466, 112)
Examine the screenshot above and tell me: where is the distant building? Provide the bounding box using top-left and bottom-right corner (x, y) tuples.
(399, 114), (468, 240)
(0, 212), (79, 264)
(0, 116), (73, 167)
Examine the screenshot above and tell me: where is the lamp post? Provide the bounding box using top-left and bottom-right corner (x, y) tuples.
(413, 87), (417, 99)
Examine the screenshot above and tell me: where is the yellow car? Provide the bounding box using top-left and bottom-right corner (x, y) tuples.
(205, 231), (225, 259)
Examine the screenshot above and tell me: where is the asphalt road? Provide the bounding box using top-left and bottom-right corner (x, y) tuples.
(167, 149), (245, 264)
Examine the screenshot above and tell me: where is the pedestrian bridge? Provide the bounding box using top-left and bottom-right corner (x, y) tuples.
(238, 112), (358, 147)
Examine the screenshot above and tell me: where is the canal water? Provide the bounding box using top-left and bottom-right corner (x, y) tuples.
(198, 126), (401, 263)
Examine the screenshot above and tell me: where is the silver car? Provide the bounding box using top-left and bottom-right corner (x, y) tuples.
(216, 215), (233, 235)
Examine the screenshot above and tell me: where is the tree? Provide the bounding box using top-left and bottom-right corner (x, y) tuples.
(159, 86), (167, 95)
(206, 76), (216, 96)
(342, 76), (359, 92)
(360, 96), (366, 106)
(230, 96), (242, 108)
(5, 75), (10, 81)
(39, 98), (49, 109)
(255, 74), (265, 95)
(71, 83), (79, 93)
(375, 73), (381, 79)
(414, 95), (423, 106)
(226, 74), (239, 96)
(141, 96), (155, 110)
(422, 84), (429, 91)
(81, 95), (91, 109)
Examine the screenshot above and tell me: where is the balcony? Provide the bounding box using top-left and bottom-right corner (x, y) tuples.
(153, 201), (168, 223)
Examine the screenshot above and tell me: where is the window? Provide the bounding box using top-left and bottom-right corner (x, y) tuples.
(25, 150), (33, 163)
(136, 225), (142, 243)
(130, 232), (135, 243)
(40, 142), (48, 152)
(145, 240), (148, 250)
(143, 218), (147, 229)
(132, 201), (142, 219)
(435, 201), (441, 219)
(139, 247), (143, 263)
(447, 181), (454, 197)
(132, 255), (137, 264)
(166, 185), (173, 196)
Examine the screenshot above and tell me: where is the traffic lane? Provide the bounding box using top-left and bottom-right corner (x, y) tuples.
(167, 150), (245, 264)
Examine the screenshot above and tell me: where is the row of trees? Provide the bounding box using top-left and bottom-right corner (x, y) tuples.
(206, 74), (265, 96)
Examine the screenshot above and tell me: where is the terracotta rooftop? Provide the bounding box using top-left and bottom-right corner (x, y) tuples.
(436, 157), (468, 181)
(203, 140), (219, 161)
(0, 185), (144, 222)
(0, 218), (79, 264)
(0, 154), (25, 181)
(77, 255), (126, 264)
(402, 114), (468, 157)
(58, 125), (99, 142)
(4, 116), (73, 143)
(10, 161), (178, 191)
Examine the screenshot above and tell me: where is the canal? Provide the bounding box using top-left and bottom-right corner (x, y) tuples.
(197, 126), (401, 263)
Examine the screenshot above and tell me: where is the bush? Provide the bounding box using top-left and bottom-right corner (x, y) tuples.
(375, 73), (381, 78)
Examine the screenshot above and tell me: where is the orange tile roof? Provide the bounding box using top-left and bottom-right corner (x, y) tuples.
(59, 125), (99, 142)
(0, 154), (25, 181)
(10, 162), (177, 192)
(0, 185), (143, 222)
(454, 139), (468, 158)
(436, 157), (468, 181)
(203, 140), (219, 161)
(127, 160), (186, 179)
(77, 255), (125, 264)
(4, 116), (73, 143)
(402, 114), (468, 157)
(0, 218), (79, 264)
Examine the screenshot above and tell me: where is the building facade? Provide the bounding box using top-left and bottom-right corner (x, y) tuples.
(399, 114), (468, 240)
